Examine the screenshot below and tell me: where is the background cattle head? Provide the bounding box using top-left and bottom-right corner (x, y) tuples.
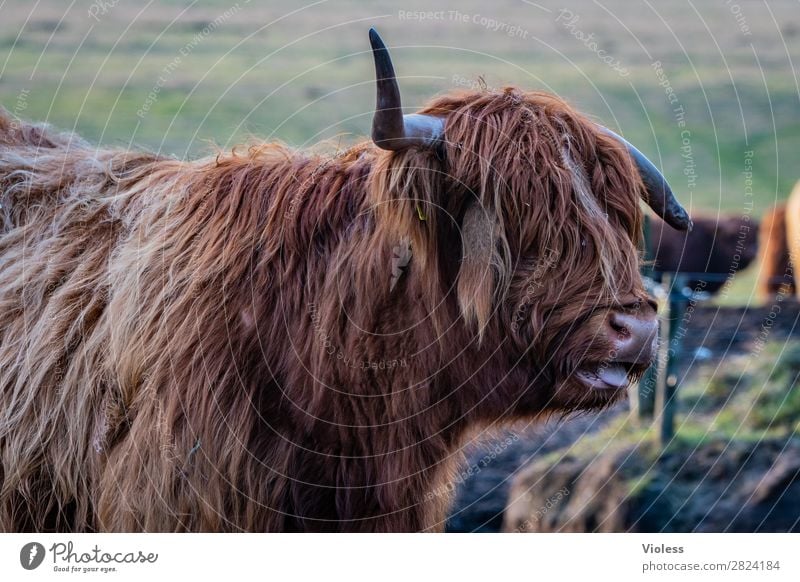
(366, 29), (691, 415)
(647, 213), (759, 295)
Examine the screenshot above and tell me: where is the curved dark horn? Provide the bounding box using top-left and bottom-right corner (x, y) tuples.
(369, 28), (445, 151)
(601, 127), (692, 231)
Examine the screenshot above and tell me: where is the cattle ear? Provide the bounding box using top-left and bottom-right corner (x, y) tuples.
(456, 202), (508, 339)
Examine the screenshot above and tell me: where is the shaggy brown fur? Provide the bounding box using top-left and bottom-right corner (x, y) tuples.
(757, 202), (796, 301)
(0, 88), (652, 532)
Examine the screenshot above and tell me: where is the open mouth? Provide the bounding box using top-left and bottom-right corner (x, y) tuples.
(575, 362), (637, 390)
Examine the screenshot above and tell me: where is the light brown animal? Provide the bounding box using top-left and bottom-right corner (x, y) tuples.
(757, 202), (796, 301)
(786, 181), (800, 300)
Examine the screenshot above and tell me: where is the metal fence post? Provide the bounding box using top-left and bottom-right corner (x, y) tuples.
(655, 273), (689, 447)
(637, 361), (657, 422)
(636, 215), (656, 422)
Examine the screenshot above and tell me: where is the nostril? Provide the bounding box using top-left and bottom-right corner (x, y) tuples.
(608, 312), (659, 364)
(609, 313), (630, 337)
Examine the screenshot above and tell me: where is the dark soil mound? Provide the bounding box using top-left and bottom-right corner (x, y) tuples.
(502, 437), (800, 532)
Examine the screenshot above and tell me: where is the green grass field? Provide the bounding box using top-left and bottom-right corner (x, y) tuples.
(1, 0), (798, 215)
(2, 3), (797, 538)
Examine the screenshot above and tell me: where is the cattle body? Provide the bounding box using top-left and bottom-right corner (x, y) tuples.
(787, 181), (800, 300)
(757, 202), (796, 301)
(0, 30), (688, 532)
(646, 213), (758, 294)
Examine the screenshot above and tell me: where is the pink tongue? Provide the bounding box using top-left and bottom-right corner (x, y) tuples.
(597, 364), (629, 388)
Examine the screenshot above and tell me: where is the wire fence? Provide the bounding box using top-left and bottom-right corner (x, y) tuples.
(638, 269), (800, 446)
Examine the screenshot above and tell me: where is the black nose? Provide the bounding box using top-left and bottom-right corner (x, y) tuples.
(607, 307), (658, 364)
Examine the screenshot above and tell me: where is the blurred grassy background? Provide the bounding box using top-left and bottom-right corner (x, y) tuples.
(0, 0), (798, 215)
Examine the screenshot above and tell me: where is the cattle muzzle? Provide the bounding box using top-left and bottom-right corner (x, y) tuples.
(576, 299), (659, 391)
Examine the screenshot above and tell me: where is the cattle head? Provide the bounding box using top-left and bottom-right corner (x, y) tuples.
(366, 29), (690, 414)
